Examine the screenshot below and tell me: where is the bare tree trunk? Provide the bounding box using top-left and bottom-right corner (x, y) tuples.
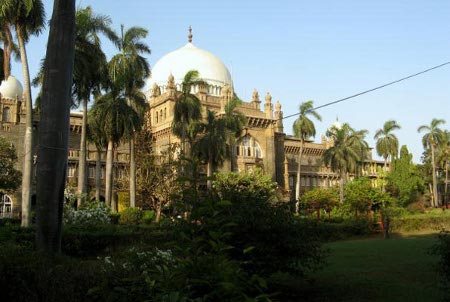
(207, 154), (213, 190)
(382, 157), (387, 193)
(295, 141), (304, 212)
(445, 162), (449, 209)
(17, 30), (33, 228)
(95, 147), (101, 201)
(339, 170), (345, 203)
(36, 0), (75, 254)
(105, 140), (114, 208)
(129, 138), (136, 207)
(431, 144), (438, 207)
(156, 207), (161, 223)
(77, 98), (88, 207)
(3, 23), (12, 79)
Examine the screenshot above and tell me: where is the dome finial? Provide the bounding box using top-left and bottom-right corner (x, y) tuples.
(188, 25), (193, 43)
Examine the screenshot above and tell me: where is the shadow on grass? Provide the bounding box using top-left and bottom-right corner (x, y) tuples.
(277, 233), (444, 302)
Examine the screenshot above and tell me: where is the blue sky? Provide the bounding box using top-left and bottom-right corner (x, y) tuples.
(9, 0), (450, 163)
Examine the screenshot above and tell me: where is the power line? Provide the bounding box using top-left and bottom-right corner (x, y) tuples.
(283, 61), (450, 120)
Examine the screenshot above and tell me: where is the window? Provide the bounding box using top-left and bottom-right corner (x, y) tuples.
(236, 135), (263, 159)
(88, 166), (95, 178)
(67, 166), (76, 177)
(2, 107), (10, 122)
(0, 194), (12, 217)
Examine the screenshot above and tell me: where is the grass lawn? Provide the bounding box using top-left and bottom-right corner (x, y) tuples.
(297, 232), (444, 302)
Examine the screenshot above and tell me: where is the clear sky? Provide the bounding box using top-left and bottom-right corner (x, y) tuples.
(9, 0), (450, 163)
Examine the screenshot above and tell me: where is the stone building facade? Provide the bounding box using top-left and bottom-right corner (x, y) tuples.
(0, 30), (384, 217)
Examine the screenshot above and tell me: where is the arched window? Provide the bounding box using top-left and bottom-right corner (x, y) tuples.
(0, 194), (13, 218)
(160, 109), (163, 121)
(164, 108), (167, 119)
(2, 107), (10, 122)
(236, 135), (263, 159)
(156, 111), (159, 123)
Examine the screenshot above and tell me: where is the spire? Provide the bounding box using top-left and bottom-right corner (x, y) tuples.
(188, 25), (193, 43)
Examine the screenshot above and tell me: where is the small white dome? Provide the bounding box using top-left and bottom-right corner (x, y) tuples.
(0, 76), (23, 101)
(147, 42), (232, 94)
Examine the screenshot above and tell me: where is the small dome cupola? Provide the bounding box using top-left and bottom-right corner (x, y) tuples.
(0, 76), (23, 101)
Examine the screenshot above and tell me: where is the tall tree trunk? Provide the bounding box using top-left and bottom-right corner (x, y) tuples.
(431, 144), (438, 207)
(339, 170), (345, 203)
(36, 0), (76, 254)
(3, 23), (12, 79)
(105, 140), (114, 209)
(77, 98), (88, 207)
(445, 162), (449, 208)
(295, 140), (304, 211)
(382, 157), (387, 193)
(17, 30), (33, 228)
(207, 153), (213, 190)
(156, 207), (161, 223)
(95, 147), (102, 201)
(129, 138), (136, 207)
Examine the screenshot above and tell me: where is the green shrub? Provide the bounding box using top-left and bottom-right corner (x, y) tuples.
(306, 218), (376, 241)
(119, 207), (143, 225)
(209, 170), (325, 278)
(64, 201), (111, 226)
(109, 213), (120, 225)
(390, 213), (450, 232)
(0, 242), (104, 302)
(406, 201), (426, 214)
(142, 210), (155, 224)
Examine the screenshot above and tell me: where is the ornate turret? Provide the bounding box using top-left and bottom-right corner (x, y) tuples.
(274, 100), (283, 132)
(264, 92), (273, 119)
(220, 84), (233, 112)
(151, 83), (161, 98)
(251, 88), (261, 109)
(167, 73), (176, 97)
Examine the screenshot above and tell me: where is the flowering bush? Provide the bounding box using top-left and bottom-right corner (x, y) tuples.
(64, 201), (111, 226)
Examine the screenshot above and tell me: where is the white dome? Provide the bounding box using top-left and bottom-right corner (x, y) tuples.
(147, 42), (232, 95)
(0, 76), (23, 101)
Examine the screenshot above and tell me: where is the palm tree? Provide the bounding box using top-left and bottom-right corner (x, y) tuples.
(172, 70), (207, 159)
(223, 97), (246, 171)
(109, 25), (150, 208)
(1, 0), (46, 227)
(374, 120), (401, 192)
(292, 100), (322, 203)
(437, 130), (450, 208)
(0, 17), (13, 80)
(323, 123), (369, 203)
(418, 118), (446, 207)
(73, 6), (117, 207)
(35, 0), (75, 254)
(0, 47), (5, 81)
(196, 110), (227, 190)
(89, 91), (141, 211)
(87, 107), (107, 202)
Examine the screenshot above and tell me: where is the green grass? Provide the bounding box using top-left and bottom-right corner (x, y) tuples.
(296, 233), (444, 302)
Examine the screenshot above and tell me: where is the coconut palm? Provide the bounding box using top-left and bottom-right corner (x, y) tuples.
(73, 6), (117, 207)
(89, 90), (141, 211)
(0, 19), (13, 80)
(323, 123), (369, 203)
(223, 96), (246, 171)
(1, 0), (45, 227)
(0, 47), (5, 81)
(292, 100), (322, 203)
(418, 118), (446, 207)
(35, 0), (75, 253)
(436, 130), (450, 208)
(196, 110), (228, 190)
(374, 120), (401, 192)
(172, 70), (208, 158)
(87, 107), (107, 202)
(109, 24), (150, 208)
